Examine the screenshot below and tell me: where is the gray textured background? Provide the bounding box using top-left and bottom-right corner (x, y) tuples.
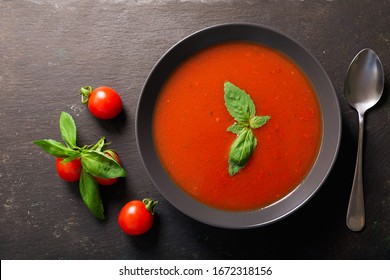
(0, 0), (389, 259)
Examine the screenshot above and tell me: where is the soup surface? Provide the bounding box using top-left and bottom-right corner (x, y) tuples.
(153, 41), (322, 211)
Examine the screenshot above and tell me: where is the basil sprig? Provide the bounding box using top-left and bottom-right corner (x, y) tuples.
(224, 82), (270, 176)
(33, 111), (126, 219)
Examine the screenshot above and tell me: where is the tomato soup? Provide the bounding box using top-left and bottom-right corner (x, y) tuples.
(153, 41), (322, 211)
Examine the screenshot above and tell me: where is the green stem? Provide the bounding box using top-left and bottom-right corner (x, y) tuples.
(80, 86), (93, 104)
(90, 137), (106, 151)
(143, 198), (158, 215)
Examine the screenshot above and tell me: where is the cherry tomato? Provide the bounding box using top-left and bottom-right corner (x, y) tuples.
(80, 86), (122, 119)
(55, 157), (81, 182)
(118, 199), (158, 235)
(96, 151), (121, 186)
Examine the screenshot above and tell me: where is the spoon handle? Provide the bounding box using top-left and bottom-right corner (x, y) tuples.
(346, 111), (365, 231)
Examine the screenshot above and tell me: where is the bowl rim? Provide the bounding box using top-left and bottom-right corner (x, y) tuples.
(136, 23), (342, 229)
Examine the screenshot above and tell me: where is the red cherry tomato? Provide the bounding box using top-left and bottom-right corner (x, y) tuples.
(80, 86), (122, 119)
(55, 157), (81, 182)
(96, 151), (121, 186)
(118, 199), (158, 235)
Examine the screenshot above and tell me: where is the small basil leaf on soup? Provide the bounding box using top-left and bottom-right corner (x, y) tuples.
(224, 81), (256, 122)
(249, 115), (270, 129)
(227, 122), (248, 134)
(228, 128), (257, 176)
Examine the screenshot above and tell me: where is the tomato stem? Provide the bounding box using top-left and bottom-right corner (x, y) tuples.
(143, 198), (158, 215)
(80, 86), (93, 104)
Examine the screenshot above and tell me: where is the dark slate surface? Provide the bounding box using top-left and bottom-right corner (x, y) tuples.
(0, 0), (389, 259)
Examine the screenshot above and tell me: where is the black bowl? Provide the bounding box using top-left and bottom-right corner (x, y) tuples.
(136, 23), (341, 229)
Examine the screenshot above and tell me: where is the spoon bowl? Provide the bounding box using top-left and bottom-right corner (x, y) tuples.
(345, 49), (384, 111)
(345, 48), (384, 231)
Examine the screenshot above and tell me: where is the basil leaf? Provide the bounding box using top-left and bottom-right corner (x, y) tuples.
(227, 122), (248, 134)
(224, 81), (256, 122)
(33, 139), (79, 158)
(61, 153), (81, 163)
(228, 128), (257, 176)
(249, 115), (270, 129)
(81, 151), (126, 178)
(60, 111), (77, 148)
(79, 168), (105, 219)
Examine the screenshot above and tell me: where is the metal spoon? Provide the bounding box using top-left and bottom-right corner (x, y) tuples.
(345, 48), (384, 231)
